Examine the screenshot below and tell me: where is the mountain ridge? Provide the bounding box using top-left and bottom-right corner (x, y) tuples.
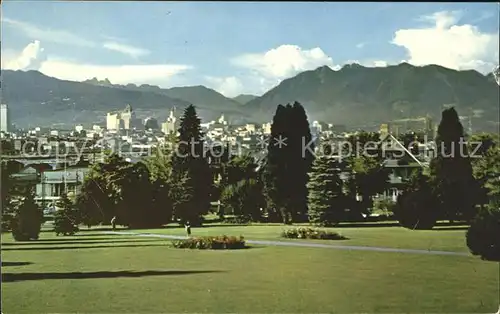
(1, 62), (498, 131)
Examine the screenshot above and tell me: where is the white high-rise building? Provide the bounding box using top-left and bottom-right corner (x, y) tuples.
(0, 104), (9, 133)
(162, 108), (178, 135)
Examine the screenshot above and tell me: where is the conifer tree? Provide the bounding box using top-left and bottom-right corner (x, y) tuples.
(264, 104), (290, 223)
(54, 193), (79, 236)
(11, 188), (43, 241)
(170, 105), (211, 226)
(307, 155), (344, 226)
(430, 107), (477, 221)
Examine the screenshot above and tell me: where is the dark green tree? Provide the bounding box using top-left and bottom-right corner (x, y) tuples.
(466, 207), (500, 261)
(263, 102), (314, 224)
(1, 160), (21, 231)
(11, 188), (43, 241)
(429, 107), (477, 221)
(54, 193), (79, 236)
(307, 156), (345, 226)
(264, 104), (292, 223)
(351, 155), (390, 214)
(473, 144), (500, 207)
(287, 102), (314, 221)
(220, 178), (264, 222)
(170, 105), (211, 225)
(393, 170), (439, 230)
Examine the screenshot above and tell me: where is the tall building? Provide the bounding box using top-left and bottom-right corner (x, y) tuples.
(161, 108), (179, 135)
(106, 104), (140, 131)
(0, 104), (10, 133)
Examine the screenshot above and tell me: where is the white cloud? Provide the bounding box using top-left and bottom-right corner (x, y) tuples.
(356, 42), (366, 49)
(336, 59), (391, 68)
(205, 76), (245, 98)
(1, 41), (193, 86)
(1, 40), (47, 71)
(231, 45), (334, 79)
(102, 42), (150, 58)
(392, 11), (499, 74)
(2, 18), (96, 47)
(37, 59), (193, 86)
(3, 18), (150, 58)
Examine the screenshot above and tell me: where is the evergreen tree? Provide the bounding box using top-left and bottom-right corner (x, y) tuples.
(1, 160), (20, 231)
(393, 170), (439, 230)
(170, 105), (211, 226)
(264, 104), (291, 223)
(430, 107), (477, 221)
(11, 188), (43, 241)
(221, 178), (264, 222)
(287, 102), (314, 221)
(307, 155), (344, 226)
(263, 102), (314, 224)
(54, 193), (79, 236)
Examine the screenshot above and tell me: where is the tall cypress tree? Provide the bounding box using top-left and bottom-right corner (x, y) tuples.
(170, 105), (211, 226)
(287, 102), (314, 221)
(430, 107), (477, 221)
(264, 104), (290, 223)
(307, 155), (344, 226)
(264, 102), (314, 223)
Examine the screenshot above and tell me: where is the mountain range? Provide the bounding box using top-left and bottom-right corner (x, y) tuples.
(1, 63), (498, 131)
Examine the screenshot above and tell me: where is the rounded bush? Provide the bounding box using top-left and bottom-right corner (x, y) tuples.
(393, 190), (438, 230)
(466, 207), (500, 261)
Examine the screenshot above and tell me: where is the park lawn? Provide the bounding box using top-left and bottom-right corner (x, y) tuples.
(2, 232), (499, 313)
(121, 223), (472, 253)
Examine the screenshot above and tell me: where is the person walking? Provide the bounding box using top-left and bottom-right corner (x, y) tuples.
(185, 221), (191, 236)
(111, 216), (117, 231)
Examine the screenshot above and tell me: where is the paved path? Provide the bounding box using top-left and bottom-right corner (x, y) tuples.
(101, 231), (470, 257)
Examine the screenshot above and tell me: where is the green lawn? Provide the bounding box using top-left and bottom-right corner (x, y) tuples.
(122, 222), (473, 253)
(2, 227), (499, 313)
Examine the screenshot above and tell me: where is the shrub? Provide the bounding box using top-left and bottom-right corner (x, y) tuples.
(281, 227), (347, 240)
(172, 235), (246, 250)
(10, 191), (43, 241)
(393, 190), (439, 230)
(222, 215), (251, 225)
(466, 207), (500, 261)
(53, 194), (79, 236)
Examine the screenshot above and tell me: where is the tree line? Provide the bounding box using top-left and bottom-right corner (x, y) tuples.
(2, 103), (499, 259)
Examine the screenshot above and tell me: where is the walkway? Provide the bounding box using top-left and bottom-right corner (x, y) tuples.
(101, 231), (470, 257)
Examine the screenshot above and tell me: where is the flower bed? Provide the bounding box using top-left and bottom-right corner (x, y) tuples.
(281, 227), (347, 240)
(172, 235), (246, 250)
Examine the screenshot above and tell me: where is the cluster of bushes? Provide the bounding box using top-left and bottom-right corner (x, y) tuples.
(281, 227), (347, 240)
(172, 235), (246, 250)
(222, 216), (251, 225)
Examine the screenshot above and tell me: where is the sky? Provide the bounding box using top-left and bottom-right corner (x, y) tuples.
(1, 1), (499, 97)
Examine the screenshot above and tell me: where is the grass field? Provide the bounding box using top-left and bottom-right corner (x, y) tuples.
(2, 225), (499, 313)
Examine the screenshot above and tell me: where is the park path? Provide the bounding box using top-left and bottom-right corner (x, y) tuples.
(101, 231), (470, 257)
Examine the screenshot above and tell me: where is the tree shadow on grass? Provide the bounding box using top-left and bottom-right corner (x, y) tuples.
(1, 243), (170, 251)
(433, 226), (470, 231)
(33, 236), (141, 241)
(2, 270), (225, 283)
(336, 222), (401, 228)
(2, 239), (166, 246)
(1, 261), (33, 267)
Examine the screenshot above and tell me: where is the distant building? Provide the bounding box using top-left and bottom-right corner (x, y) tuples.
(262, 122), (272, 135)
(161, 108), (179, 135)
(1, 104), (10, 133)
(106, 104), (141, 131)
(75, 125), (84, 133)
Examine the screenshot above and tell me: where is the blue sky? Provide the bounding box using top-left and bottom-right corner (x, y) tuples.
(2, 2), (499, 97)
